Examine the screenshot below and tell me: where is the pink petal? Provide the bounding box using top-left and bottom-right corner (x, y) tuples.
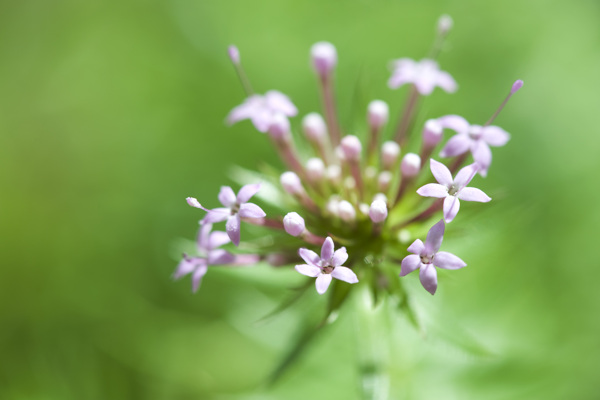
(250, 107), (273, 133)
(321, 237), (334, 261)
(295, 264), (321, 278)
(440, 134), (471, 158)
(443, 196), (460, 223)
(430, 159), (453, 186)
(436, 70), (457, 93)
(265, 90), (298, 116)
(186, 197), (206, 209)
(197, 223), (213, 251)
(437, 115), (470, 134)
(419, 264), (438, 295)
(433, 251), (466, 270)
(299, 248), (321, 267)
(400, 254), (421, 276)
(192, 263), (208, 293)
(237, 183), (261, 203)
(457, 187), (491, 202)
(202, 208), (230, 224)
(238, 203), (266, 219)
(315, 274), (333, 295)
(226, 214), (241, 246)
(471, 141), (492, 172)
(425, 219), (445, 254)
(218, 186), (237, 207)
(233, 254), (260, 266)
(331, 266), (358, 284)
(453, 163), (478, 188)
(226, 100), (256, 125)
(174, 258), (198, 279)
(407, 239), (425, 255)
(208, 249), (235, 265)
(331, 247), (348, 267)
(482, 125), (510, 147)
(414, 75), (436, 95)
(417, 183), (448, 198)
(208, 231), (230, 250)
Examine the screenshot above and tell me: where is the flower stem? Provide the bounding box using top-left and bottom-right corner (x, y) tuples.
(394, 85), (420, 146)
(319, 75), (341, 146)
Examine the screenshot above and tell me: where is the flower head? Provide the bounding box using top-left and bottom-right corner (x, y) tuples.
(227, 90), (298, 133)
(417, 159), (491, 223)
(400, 220), (466, 295)
(295, 237), (358, 294)
(388, 58), (457, 95)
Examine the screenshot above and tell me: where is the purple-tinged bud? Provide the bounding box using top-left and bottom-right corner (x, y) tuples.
(311, 41), (337, 77)
(335, 145), (346, 162)
(283, 212), (305, 236)
(327, 164), (342, 185)
(359, 203), (370, 216)
(268, 113), (291, 140)
(280, 171), (303, 195)
(511, 79), (524, 94)
(373, 193), (388, 203)
(369, 199), (388, 223)
(338, 200), (356, 222)
(422, 119), (443, 148)
(378, 171), (392, 192)
(437, 15), (453, 35)
(367, 100), (389, 130)
(326, 196), (340, 215)
(401, 153), (421, 177)
(381, 141), (400, 169)
(302, 113), (327, 141)
(306, 158), (325, 181)
(228, 45), (240, 64)
(340, 135), (362, 161)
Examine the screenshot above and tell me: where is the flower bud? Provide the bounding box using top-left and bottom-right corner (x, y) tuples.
(511, 79), (524, 94)
(283, 212), (306, 236)
(422, 119), (443, 148)
(228, 45), (240, 64)
(310, 41), (337, 77)
(437, 14), (453, 35)
(359, 203), (370, 216)
(306, 158), (325, 181)
(302, 113), (327, 142)
(268, 113), (291, 140)
(340, 135), (362, 161)
(326, 196), (340, 215)
(280, 171), (303, 195)
(365, 166), (377, 180)
(378, 171), (392, 192)
(338, 200), (356, 222)
(369, 199), (388, 223)
(367, 100), (389, 130)
(327, 164), (342, 185)
(373, 193), (388, 203)
(344, 176), (356, 190)
(381, 141), (400, 169)
(401, 153), (421, 177)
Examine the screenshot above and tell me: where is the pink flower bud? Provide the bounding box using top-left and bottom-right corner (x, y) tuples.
(327, 164), (342, 185)
(381, 141), (400, 169)
(268, 113), (291, 140)
(437, 15), (453, 35)
(401, 153), (421, 177)
(306, 158), (325, 181)
(338, 200), (356, 222)
(369, 199), (388, 223)
(283, 212), (306, 236)
(423, 119), (443, 148)
(367, 100), (389, 129)
(378, 171), (392, 192)
(280, 171), (303, 195)
(310, 41), (337, 77)
(302, 113), (327, 141)
(228, 45), (240, 64)
(340, 135), (362, 161)
(511, 79), (524, 94)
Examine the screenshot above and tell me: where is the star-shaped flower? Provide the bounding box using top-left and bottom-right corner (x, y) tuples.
(227, 90), (298, 132)
(400, 219), (466, 295)
(174, 223), (235, 292)
(186, 183), (266, 246)
(438, 115), (510, 177)
(295, 237), (358, 295)
(417, 159), (491, 223)
(388, 58), (457, 95)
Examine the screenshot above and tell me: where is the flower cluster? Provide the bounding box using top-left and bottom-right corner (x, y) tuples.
(176, 16), (522, 301)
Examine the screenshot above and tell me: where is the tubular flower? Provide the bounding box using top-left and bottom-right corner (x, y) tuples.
(227, 90), (298, 133)
(388, 58), (457, 95)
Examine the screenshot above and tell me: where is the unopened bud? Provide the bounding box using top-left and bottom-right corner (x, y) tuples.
(310, 41), (337, 77)
(437, 15), (453, 35)
(338, 200), (356, 222)
(511, 79), (524, 94)
(378, 171), (392, 192)
(306, 158), (325, 181)
(344, 176), (356, 190)
(302, 113), (327, 141)
(283, 212), (306, 236)
(280, 171), (303, 195)
(327, 164), (342, 185)
(365, 166), (377, 180)
(268, 113), (291, 140)
(368, 100), (389, 130)
(401, 153), (421, 177)
(340, 135), (362, 161)
(381, 141), (400, 169)
(423, 119), (443, 148)
(359, 203), (370, 216)
(369, 199), (388, 223)
(326, 196), (340, 215)
(228, 45), (240, 64)
(373, 193), (388, 203)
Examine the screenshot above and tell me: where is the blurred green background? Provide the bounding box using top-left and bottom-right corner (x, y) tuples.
(2, 0), (599, 399)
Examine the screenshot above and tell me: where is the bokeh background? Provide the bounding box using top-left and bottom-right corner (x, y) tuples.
(2, 0), (600, 399)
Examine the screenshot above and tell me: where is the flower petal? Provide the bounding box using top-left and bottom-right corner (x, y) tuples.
(192, 263), (208, 293)
(208, 230), (230, 250)
(197, 223), (212, 251)
(417, 183), (448, 198)
(265, 90), (298, 116)
(436, 71), (457, 93)
(226, 214), (241, 246)
(400, 254), (421, 276)
(202, 208), (230, 224)
(299, 248), (321, 267)
(315, 274), (333, 295)
(407, 239), (425, 255)
(187, 197), (207, 210)
(237, 183), (261, 203)
(331, 247), (348, 267)
(437, 115), (470, 134)
(226, 99), (257, 125)
(238, 202), (266, 219)
(457, 187), (491, 202)
(208, 249), (235, 265)
(419, 264), (438, 295)
(471, 141), (492, 173)
(331, 266), (358, 284)
(250, 107), (273, 133)
(295, 264), (321, 277)
(482, 125), (510, 147)
(174, 257), (199, 279)
(454, 163), (478, 188)
(440, 134), (471, 158)
(425, 219), (445, 254)
(321, 237), (334, 261)
(218, 186), (237, 207)
(433, 251), (467, 270)
(443, 196), (460, 223)
(430, 159), (453, 186)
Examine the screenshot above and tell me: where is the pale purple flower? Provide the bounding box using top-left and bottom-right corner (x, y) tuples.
(295, 237), (358, 295)
(438, 115), (510, 177)
(400, 219), (466, 295)
(227, 90), (298, 133)
(417, 159), (491, 223)
(388, 58), (457, 95)
(186, 183), (266, 246)
(174, 223), (235, 292)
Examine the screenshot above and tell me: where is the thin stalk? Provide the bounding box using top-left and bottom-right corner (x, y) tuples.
(319, 75), (341, 146)
(393, 85), (420, 146)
